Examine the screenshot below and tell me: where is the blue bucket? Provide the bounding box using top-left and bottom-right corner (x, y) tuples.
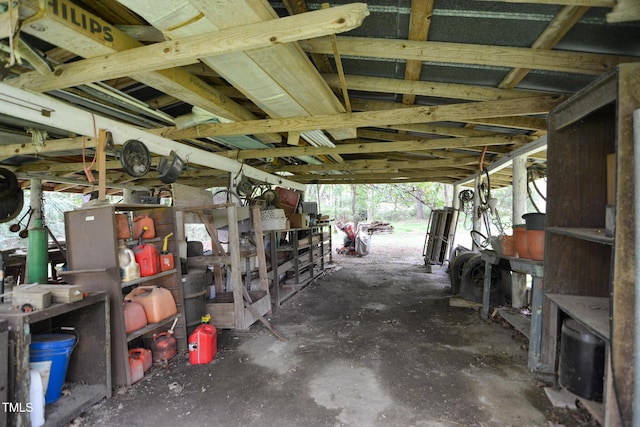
(29, 334), (76, 405)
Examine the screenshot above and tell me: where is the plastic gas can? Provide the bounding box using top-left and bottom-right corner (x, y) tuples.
(132, 215), (155, 239)
(188, 323), (217, 365)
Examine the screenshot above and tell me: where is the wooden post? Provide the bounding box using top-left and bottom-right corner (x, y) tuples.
(512, 155), (527, 225)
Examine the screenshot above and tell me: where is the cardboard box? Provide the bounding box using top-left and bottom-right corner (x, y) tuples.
(287, 213), (309, 229)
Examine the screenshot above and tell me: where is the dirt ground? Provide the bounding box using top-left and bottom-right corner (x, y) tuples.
(77, 228), (598, 427)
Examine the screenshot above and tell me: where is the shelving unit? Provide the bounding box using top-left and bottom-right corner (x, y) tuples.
(542, 63), (640, 426)
(0, 293), (110, 427)
(268, 223), (331, 306)
(174, 202), (271, 330)
(62, 204), (186, 387)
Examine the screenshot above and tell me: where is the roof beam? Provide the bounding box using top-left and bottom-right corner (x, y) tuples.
(163, 96), (564, 139)
(265, 156), (478, 173)
(300, 36), (639, 75)
(403, 0), (435, 105)
(350, 99), (548, 132)
(221, 135), (530, 160)
(323, 74), (555, 102)
(476, 0), (613, 6)
(11, 3), (369, 92)
(499, 5), (590, 89)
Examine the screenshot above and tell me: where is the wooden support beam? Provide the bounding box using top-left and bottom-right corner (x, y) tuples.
(164, 96), (564, 139)
(222, 135), (531, 160)
(300, 36), (638, 75)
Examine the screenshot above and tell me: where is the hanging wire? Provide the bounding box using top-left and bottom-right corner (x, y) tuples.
(527, 164), (547, 213)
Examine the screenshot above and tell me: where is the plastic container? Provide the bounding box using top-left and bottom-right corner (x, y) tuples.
(29, 369), (45, 427)
(128, 348), (152, 372)
(29, 333), (76, 405)
(513, 224), (530, 259)
(498, 234), (516, 257)
(128, 354), (144, 384)
(134, 243), (160, 277)
(522, 213), (546, 230)
(115, 213), (131, 239)
(188, 323), (217, 365)
(527, 230), (545, 261)
(125, 286), (177, 323)
(559, 319), (605, 402)
(119, 242), (140, 282)
(133, 215), (155, 239)
(123, 300), (147, 333)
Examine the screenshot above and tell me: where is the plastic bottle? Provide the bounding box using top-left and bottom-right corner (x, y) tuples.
(29, 369), (45, 427)
(118, 240), (140, 281)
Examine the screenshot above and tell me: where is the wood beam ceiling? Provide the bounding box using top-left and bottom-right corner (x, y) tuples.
(300, 36), (638, 75)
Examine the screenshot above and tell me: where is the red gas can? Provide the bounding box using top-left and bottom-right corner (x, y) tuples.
(188, 324), (217, 365)
(151, 331), (177, 363)
(128, 354), (144, 384)
(134, 243), (160, 277)
(129, 348), (152, 372)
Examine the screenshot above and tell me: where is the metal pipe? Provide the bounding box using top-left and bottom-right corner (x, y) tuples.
(633, 108), (640, 427)
(26, 178), (48, 284)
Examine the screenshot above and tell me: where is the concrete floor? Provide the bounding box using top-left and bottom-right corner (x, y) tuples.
(79, 234), (595, 427)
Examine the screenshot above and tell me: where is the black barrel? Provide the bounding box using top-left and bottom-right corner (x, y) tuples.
(181, 269), (210, 335)
(559, 318), (605, 402)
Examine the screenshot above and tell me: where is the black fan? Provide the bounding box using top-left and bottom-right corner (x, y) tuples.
(120, 140), (151, 177)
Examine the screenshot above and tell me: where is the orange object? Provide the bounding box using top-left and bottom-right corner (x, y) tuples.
(513, 225), (530, 259)
(128, 354), (144, 384)
(129, 348), (152, 372)
(527, 230), (545, 261)
(499, 235), (516, 257)
(133, 215), (155, 239)
(123, 300), (147, 333)
(115, 214), (131, 239)
(160, 232), (175, 272)
(125, 286), (177, 323)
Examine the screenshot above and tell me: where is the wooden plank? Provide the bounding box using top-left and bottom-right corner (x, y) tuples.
(223, 135), (530, 161)
(324, 74), (553, 102)
(166, 96), (563, 139)
(250, 206), (269, 292)
(301, 36), (638, 75)
(546, 294), (610, 340)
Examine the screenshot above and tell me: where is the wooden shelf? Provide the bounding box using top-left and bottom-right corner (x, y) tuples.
(0, 292), (110, 427)
(546, 293), (610, 340)
(546, 227), (613, 245)
(126, 313), (181, 342)
(267, 224), (332, 307)
(64, 204), (186, 387)
(121, 269), (177, 288)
